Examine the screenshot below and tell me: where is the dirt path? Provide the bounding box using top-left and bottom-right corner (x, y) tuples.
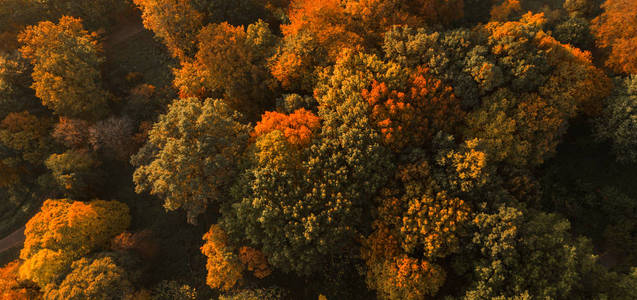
(0, 226), (25, 253)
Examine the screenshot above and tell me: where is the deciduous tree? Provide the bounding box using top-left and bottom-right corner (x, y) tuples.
(19, 199), (130, 287)
(133, 0), (203, 60)
(132, 98), (251, 224)
(591, 0), (637, 75)
(19, 16), (111, 120)
(173, 21), (278, 119)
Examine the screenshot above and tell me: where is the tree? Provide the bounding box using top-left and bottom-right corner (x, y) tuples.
(151, 280), (198, 300)
(88, 116), (136, 161)
(132, 98), (251, 224)
(362, 67), (464, 151)
(219, 287), (288, 300)
(0, 111), (52, 168)
(201, 225), (244, 291)
(133, 0), (203, 60)
(0, 52), (39, 120)
(595, 76), (637, 163)
(270, 0), (361, 92)
(44, 254), (134, 300)
(0, 261), (40, 300)
(19, 199), (130, 287)
(223, 50), (395, 276)
(591, 0), (637, 75)
(45, 149), (101, 199)
(52, 118), (90, 149)
(18, 16), (111, 120)
(173, 21), (278, 119)
(464, 206), (588, 299)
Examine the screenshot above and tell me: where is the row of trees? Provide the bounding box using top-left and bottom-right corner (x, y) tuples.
(0, 0), (636, 299)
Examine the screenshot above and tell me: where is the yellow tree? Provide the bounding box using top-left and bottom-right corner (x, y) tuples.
(18, 16), (111, 120)
(133, 0), (203, 60)
(18, 199), (130, 287)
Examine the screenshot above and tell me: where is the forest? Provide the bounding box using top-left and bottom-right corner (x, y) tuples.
(0, 0), (636, 299)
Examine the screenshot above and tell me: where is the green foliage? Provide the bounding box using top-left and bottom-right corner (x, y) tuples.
(222, 50), (394, 276)
(132, 98), (251, 224)
(151, 280), (198, 300)
(595, 76), (637, 163)
(553, 17), (594, 50)
(219, 286), (288, 300)
(45, 150), (101, 199)
(465, 206), (591, 299)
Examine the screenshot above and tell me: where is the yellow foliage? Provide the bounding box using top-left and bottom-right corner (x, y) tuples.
(19, 199), (130, 287)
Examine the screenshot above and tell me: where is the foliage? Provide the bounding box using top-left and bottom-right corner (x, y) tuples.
(591, 0), (637, 75)
(151, 280), (197, 300)
(253, 108), (320, 147)
(0, 260), (40, 300)
(132, 98), (251, 224)
(18, 199), (130, 287)
(0, 111), (52, 188)
(45, 149), (101, 198)
(201, 225), (244, 291)
(88, 116), (136, 161)
(219, 286), (288, 300)
(595, 76), (637, 163)
(464, 206), (589, 299)
(44, 254), (134, 300)
(19, 16), (111, 120)
(173, 21), (278, 119)
(133, 0), (203, 60)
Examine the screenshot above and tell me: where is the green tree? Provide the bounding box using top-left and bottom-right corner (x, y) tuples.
(133, 0), (203, 60)
(595, 76), (637, 163)
(223, 50), (395, 276)
(132, 98), (251, 224)
(464, 206), (590, 299)
(45, 149), (101, 199)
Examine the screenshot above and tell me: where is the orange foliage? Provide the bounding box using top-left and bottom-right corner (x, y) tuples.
(272, 0), (362, 90)
(0, 261), (40, 300)
(389, 256), (445, 299)
(253, 108), (321, 147)
(201, 225), (243, 291)
(173, 21), (276, 119)
(362, 68), (464, 151)
(536, 31), (612, 115)
(133, 0), (203, 60)
(238, 247), (272, 279)
(284, 0), (353, 47)
(591, 0), (637, 74)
